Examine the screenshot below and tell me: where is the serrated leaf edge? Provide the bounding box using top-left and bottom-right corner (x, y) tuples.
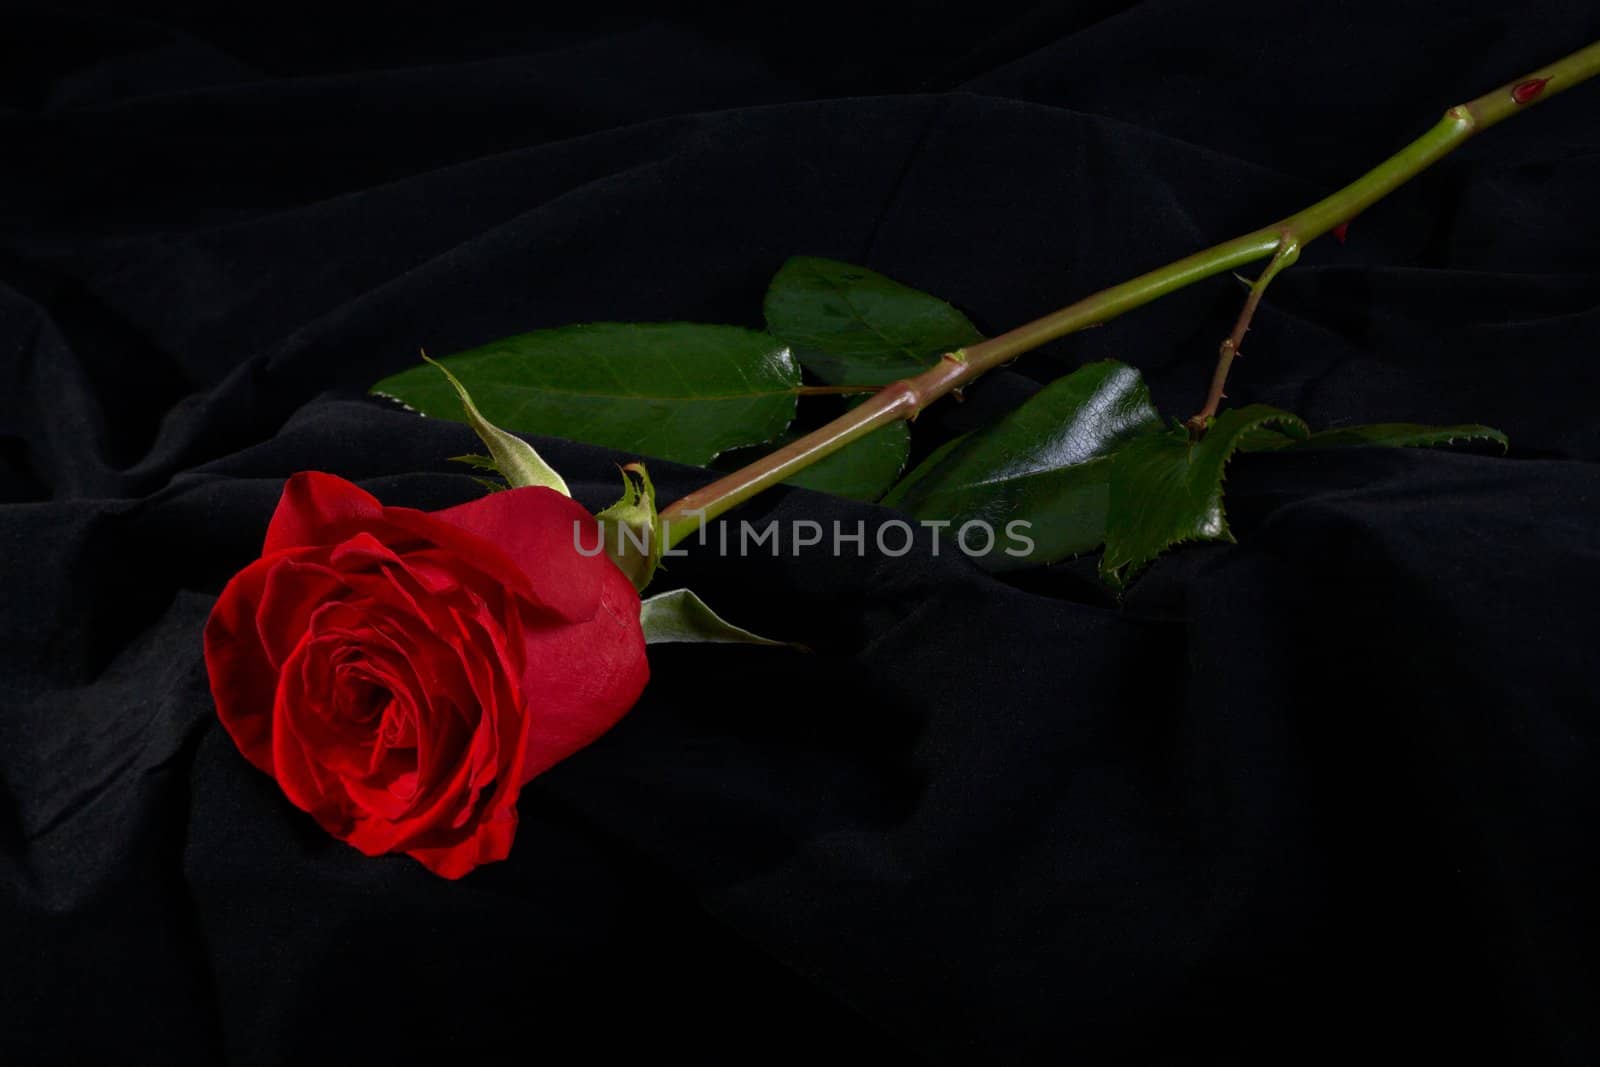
(1099, 406), (1308, 588)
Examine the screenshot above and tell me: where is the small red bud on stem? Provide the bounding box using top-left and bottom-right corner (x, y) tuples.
(1512, 77), (1551, 104)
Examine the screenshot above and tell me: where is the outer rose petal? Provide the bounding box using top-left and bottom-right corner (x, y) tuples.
(517, 553), (649, 781)
(405, 806), (519, 880)
(205, 551), (302, 776)
(387, 486), (605, 623)
(263, 471), (384, 555)
(263, 473), (601, 623)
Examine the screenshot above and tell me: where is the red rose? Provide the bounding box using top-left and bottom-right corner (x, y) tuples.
(203, 471), (648, 879)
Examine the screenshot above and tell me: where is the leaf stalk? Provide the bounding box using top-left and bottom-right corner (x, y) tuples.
(1185, 232), (1300, 434)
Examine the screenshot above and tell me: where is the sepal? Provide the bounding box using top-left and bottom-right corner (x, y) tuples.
(424, 356), (571, 496)
(639, 588), (795, 648)
(596, 463), (662, 591)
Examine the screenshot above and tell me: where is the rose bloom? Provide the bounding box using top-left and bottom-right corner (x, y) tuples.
(204, 471), (648, 878)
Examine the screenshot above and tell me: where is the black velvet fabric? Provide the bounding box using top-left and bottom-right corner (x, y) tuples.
(4, 4), (1599, 1064)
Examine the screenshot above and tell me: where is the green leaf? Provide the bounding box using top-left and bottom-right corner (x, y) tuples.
(639, 588), (794, 648)
(879, 433), (970, 509)
(373, 324), (801, 466)
(423, 356), (570, 495)
(1241, 422), (1508, 453)
(764, 256), (984, 385)
(782, 420), (908, 501)
(1233, 427), (1299, 453)
(595, 462), (661, 592)
(884, 361), (1164, 569)
(715, 417), (911, 502)
(1100, 405), (1309, 588)
(1296, 422), (1508, 452)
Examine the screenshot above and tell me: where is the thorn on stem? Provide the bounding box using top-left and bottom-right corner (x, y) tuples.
(1332, 222), (1350, 243)
(1511, 77), (1551, 104)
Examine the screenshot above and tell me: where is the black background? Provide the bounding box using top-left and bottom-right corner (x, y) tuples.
(4, 3), (1599, 1064)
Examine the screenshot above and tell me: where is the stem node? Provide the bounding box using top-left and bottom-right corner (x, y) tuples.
(1445, 103), (1478, 130)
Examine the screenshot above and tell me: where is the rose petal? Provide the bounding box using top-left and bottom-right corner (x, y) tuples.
(254, 555), (347, 670)
(410, 486), (608, 622)
(404, 805), (519, 880)
(263, 471), (384, 555)
(205, 554), (287, 775)
(516, 556), (648, 781)
(271, 634), (349, 819)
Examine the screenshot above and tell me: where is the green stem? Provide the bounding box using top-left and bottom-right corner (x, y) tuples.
(658, 38), (1600, 548)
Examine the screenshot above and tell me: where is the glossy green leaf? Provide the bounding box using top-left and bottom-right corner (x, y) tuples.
(372, 324), (801, 466)
(884, 361), (1164, 570)
(596, 462), (661, 592)
(715, 418), (911, 502)
(1233, 427), (1300, 453)
(1296, 422), (1508, 452)
(424, 356), (570, 495)
(783, 421), (910, 501)
(639, 588), (794, 648)
(1100, 405), (1309, 587)
(764, 256), (984, 385)
(1241, 422), (1508, 453)
(879, 434), (969, 509)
